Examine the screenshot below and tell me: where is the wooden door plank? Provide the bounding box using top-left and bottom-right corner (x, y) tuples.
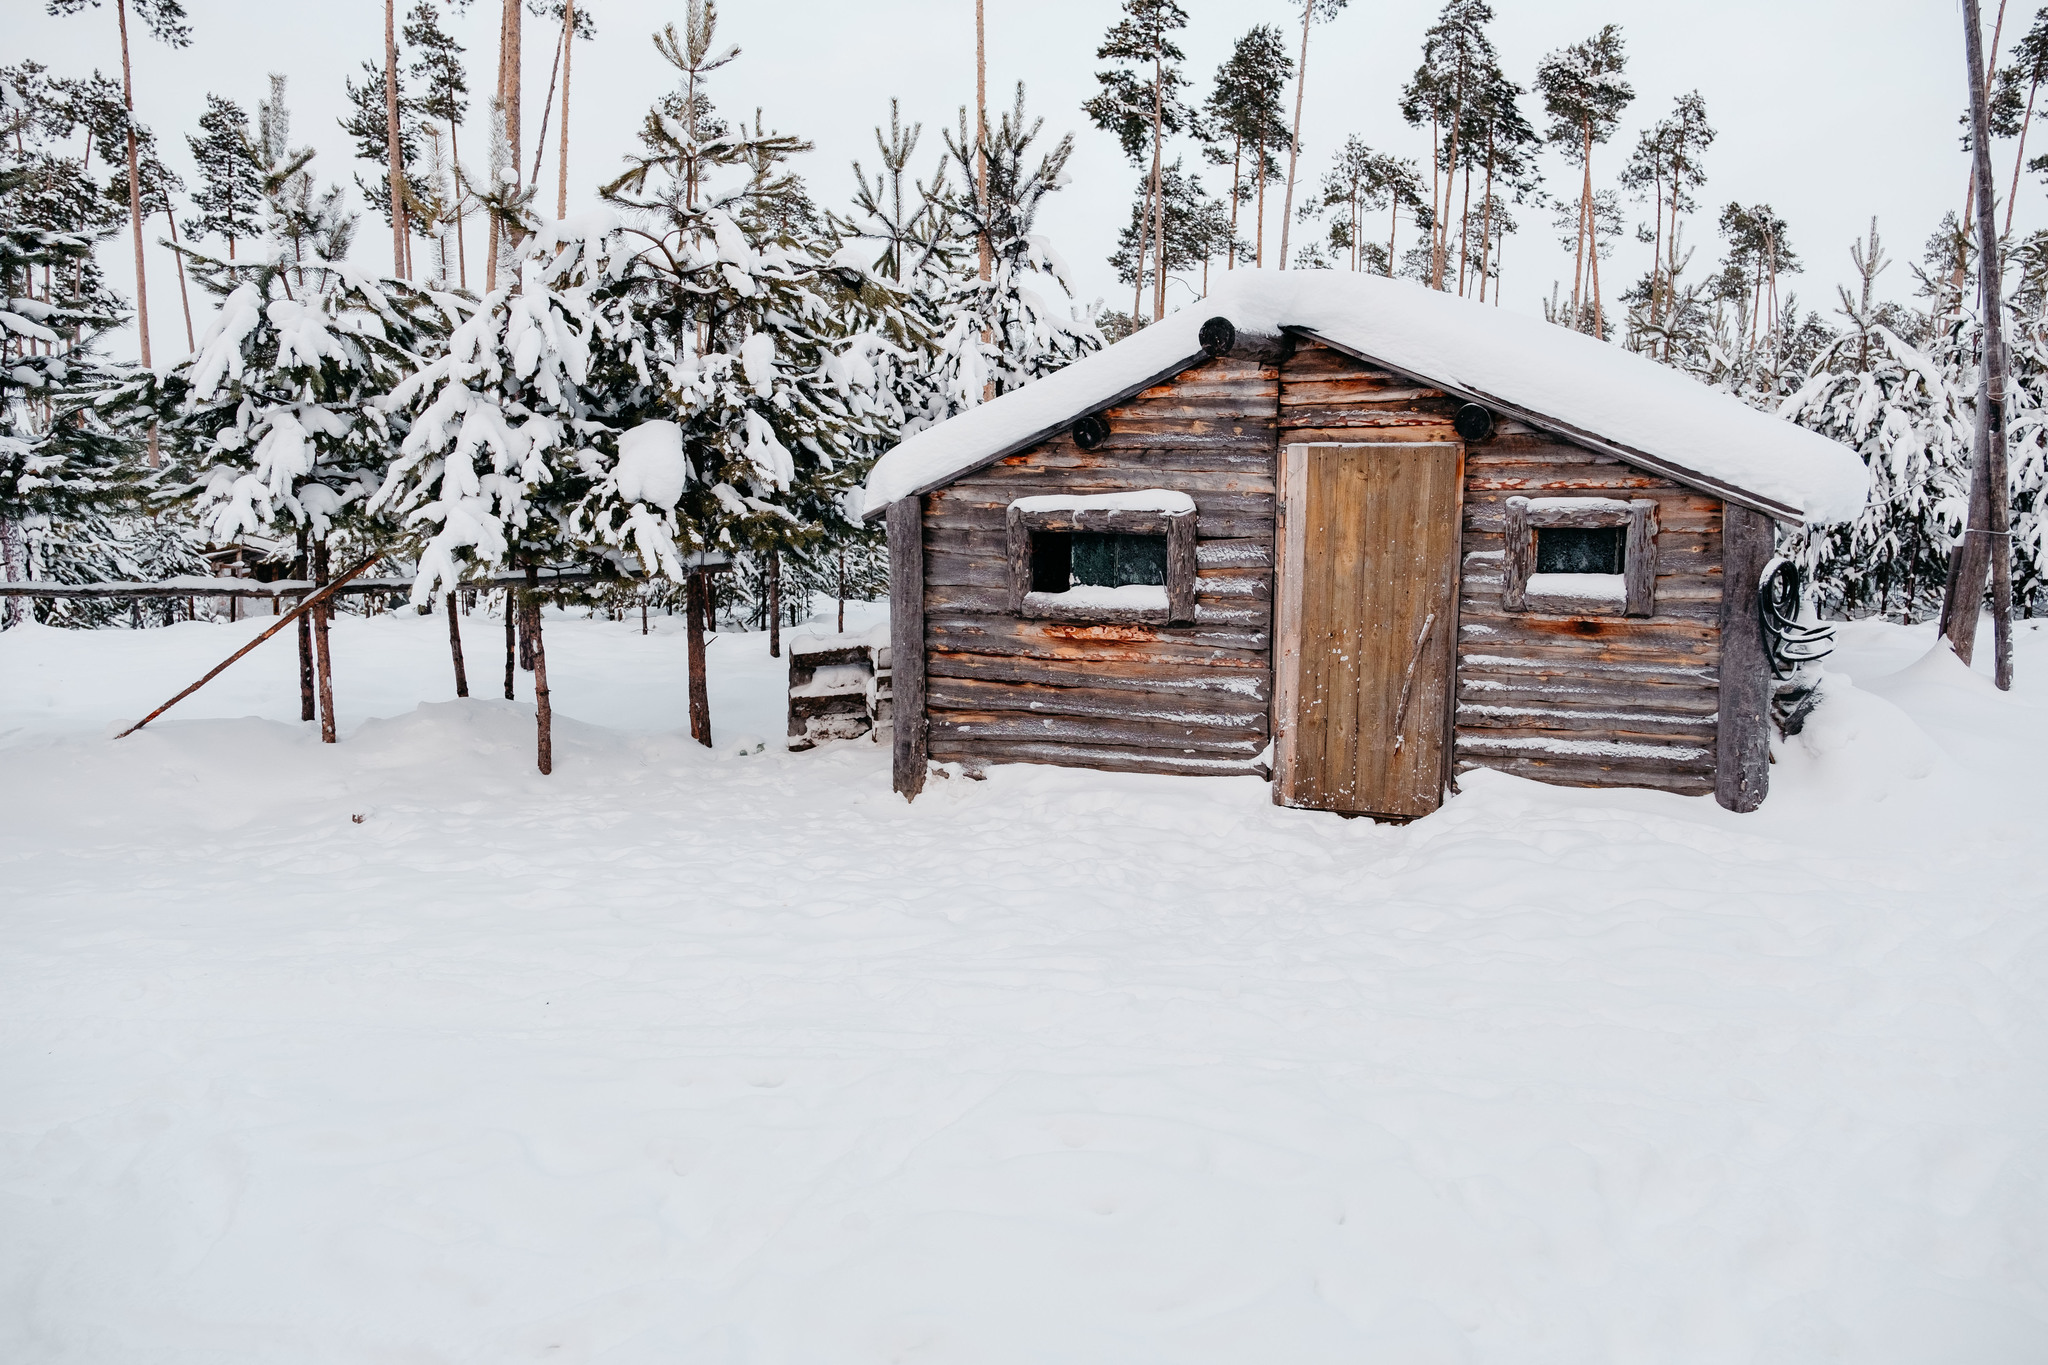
(1273, 441), (1463, 818)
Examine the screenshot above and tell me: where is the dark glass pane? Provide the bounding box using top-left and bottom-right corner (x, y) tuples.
(1536, 526), (1625, 575)
(1071, 532), (1167, 587)
(1029, 532), (1072, 593)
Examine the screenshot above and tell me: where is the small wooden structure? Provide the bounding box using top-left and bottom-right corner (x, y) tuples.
(864, 274), (1865, 817)
(786, 626), (892, 749)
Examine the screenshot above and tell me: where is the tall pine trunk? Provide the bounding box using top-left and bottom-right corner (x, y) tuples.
(768, 548), (781, 658)
(1277, 3), (1312, 271)
(115, 0), (151, 373)
(385, 0), (409, 277)
(1477, 125), (1496, 301)
(556, 0), (573, 219)
(1943, 0), (2018, 689)
(1149, 55), (1167, 319)
(450, 120), (467, 289)
(164, 211), (194, 350)
(1227, 134), (1242, 268)
(2009, 76), (2040, 236)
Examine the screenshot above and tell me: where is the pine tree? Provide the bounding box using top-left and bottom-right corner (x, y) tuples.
(1399, 0), (1496, 291)
(1276, 0), (1349, 273)
(1619, 91), (1714, 342)
(1085, 0), (1191, 322)
(0, 164), (139, 626)
(1200, 26), (1292, 271)
(944, 85), (1104, 394)
(1535, 25), (1632, 336)
(340, 57), (424, 262)
(44, 0), (193, 372)
(1462, 64), (1540, 301)
(183, 94), (262, 261)
(603, 7), (903, 613)
(406, 0), (472, 289)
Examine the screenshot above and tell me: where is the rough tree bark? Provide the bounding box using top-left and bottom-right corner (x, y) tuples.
(311, 540), (337, 744)
(446, 591), (469, 697)
(1944, 0), (2018, 689)
(686, 570), (711, 747)
(527, 566), (551, 774)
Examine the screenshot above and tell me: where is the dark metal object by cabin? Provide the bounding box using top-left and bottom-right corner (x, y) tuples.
(879, 330), (1792, 814)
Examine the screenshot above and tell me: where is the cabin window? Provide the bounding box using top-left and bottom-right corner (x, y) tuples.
(1006, 494), (1197, 625)
(1503, 495), (1659, 617)
(1535, 526), (1625, 576)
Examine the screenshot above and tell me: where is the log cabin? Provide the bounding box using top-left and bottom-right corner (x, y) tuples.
(861, 273), (1866, 819)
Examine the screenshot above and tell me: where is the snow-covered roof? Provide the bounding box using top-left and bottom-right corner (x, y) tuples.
(863, 271), (1869, 525)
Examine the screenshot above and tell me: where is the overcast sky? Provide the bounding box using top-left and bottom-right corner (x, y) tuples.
(20, 0), (1989, 362)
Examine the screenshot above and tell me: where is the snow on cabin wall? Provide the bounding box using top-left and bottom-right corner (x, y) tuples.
(920, 353), (1278, 778)
(913, 342), (1726, 798)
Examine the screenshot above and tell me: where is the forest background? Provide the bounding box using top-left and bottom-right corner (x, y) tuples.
(11, 0), (1966, 355)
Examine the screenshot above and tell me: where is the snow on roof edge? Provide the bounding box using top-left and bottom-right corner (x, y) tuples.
(863, 271), (1868, 526)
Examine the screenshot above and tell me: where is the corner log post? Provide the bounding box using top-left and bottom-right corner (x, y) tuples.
(888, 494), (928, 799)
(1716, 503), (1775, 812)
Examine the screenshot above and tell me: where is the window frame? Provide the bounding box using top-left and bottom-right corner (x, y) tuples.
(1502, 494), (1658, 618)
(1005, 498), (1198, 625)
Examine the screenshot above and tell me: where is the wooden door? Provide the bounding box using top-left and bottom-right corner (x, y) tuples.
(1273, 441), (1464, 818)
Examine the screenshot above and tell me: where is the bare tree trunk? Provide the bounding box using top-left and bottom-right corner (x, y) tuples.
(556, 0), (573, 220)
(1149, 55), (1168, 319)
(526, 566), (551, 773)
(451, 120), (467, 289)
(500, 0), (522, 179)
(1277, 4), (1312, 271)
(295, 530), (315, 721)
(1455, 162), (1473, 295)
(502, 588), (516, 698)
(446, 591), (469, 696)
(1477, 127), (1496, 302)
(527, 17), (564, 188)
(114, 0), (152, 465)
(767, 548), (781, 657)
(311, 541), (337, 744)
(1571, 126), (1590, 323)
(686, 571), (711, 746)
(2009, 78), (2041, 237)
(837, 547), (846, 633)
(1255, 139), (1267, 266)
(385, 0), (410, 278)
(1227, 134), (1242, 269)
(1946, 0), (2019, 689)
(975, 0), (991, 286)
(164, 211), (194, 351)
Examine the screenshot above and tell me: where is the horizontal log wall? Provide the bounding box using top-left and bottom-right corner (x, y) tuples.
(1284, 340), (1723, 798)
(922, 354), (1278, 777)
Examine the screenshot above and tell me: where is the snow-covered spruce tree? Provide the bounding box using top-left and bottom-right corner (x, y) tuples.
(0, 161), (145, 627)
(147, 85), (443, 733)
(373, 214), (671, 771)
(940, 84), (1103, 398)
(603, 11), (903, 639)
(1778, 228), (1969, 621)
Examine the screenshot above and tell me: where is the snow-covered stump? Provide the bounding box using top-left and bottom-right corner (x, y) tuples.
(786, 626), (892, 751)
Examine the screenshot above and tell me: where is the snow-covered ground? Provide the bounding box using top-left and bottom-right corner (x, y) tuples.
(2, 603), (2045, 1363)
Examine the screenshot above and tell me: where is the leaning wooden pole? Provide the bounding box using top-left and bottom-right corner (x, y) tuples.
(1945, 0), (2018, 688)
(115, 555), (378, 739)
